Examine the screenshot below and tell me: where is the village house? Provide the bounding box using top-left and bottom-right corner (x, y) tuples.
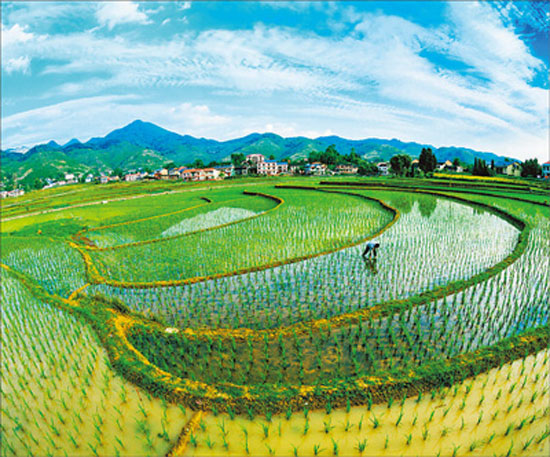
(181, 168), (205, 181)
(214, 164), (235, 178)
(84, 174), (94, 183)
(246, 153), (265, 164)
(305, 162), (327, 176)
(234, 164), (249, 176)
(436, 160), (454, 171)
(335, 164), (358, 175)
(257, 160), (279, 175)
(202, 168), (221, 180)
(543, 161), (550, 179)
(277, 162), (289, 175)
(154, 168), (170, 180)
(64, 173), (77, 184)
(376, 162), (390, 175)
(4, 188), (25, 198)
(289, 164), (302, 175)
(124, 172), (142, 182)
(493, 160), (521, 177)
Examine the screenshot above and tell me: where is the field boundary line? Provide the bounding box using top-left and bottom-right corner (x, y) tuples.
(118, 184), (530, 343)
(165, 410), (204, 457)
(68, 283), (90, 301)
(85, 197), (212, 234)
(4, 236), (549, 416)
(84, 189), (397, 289)
(82, 193), (279, 251)
(319, 181), (550, 207)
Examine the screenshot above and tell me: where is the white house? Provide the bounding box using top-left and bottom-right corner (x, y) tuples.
(214, 164), (235, 178)
(257, 160), (279, 175)
(124, 172), (142, 182)
(6, 188), (25, 198)
(246, 153), (265, 164)
(305, 162), (327, 176)
(202, 168), (221, 180)
(376, 162), (389, 175)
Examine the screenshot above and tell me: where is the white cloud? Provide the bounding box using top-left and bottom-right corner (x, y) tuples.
(1, 2), (548, 161)
(177, 2), (192, 11)
(1, 97), (232, 149)
(96, 2), (151, 30)
(3, 56), (30, 74)
(1, 23), (34, 47)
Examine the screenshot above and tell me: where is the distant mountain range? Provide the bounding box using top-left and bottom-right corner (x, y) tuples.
(1, 120), (515, 187)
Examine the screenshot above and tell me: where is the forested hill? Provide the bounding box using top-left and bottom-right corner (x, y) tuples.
(1, 120), (512, 186)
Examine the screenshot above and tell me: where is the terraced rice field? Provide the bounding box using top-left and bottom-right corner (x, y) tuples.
(1, 177), (548, 457)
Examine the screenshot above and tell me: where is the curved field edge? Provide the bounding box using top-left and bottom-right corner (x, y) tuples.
(0, 268), (191, 457)
(1, 187), (545, 415)
(320, 180), (550, 207)
(4, 260), (548, 420)
(72, 196), (213, 249)
(74, 192), (277, 252)
(179, 350), (550, 457)
(73, 189), (400, 289)
(3, 189), (545, 415)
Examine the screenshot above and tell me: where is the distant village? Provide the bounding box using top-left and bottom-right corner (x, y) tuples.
(2, 149), (549, 199)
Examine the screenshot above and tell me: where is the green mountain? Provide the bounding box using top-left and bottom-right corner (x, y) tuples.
(1, 120), (516, 188)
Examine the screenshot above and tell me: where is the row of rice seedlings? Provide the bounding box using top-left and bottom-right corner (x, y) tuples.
(124, 197), (546, 387)
(2, 236), (87, 297)
(90, 193), (518, 330)
(184, 349), (550, 456)
(363, 202), (549, 370)
(89, 188), (391, 283)
(0, 272), (189, 457)
(87, 190), (272, 247)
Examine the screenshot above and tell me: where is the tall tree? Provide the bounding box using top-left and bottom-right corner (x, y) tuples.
(230, 152), (245, 166)
(418, 148), (437, 173)
(390, 154), (412, 176)
(521, 158), (542, 178)
(472, 158), (491, 176)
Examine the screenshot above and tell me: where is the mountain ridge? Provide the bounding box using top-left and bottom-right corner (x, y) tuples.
(1, 120), (517, 187)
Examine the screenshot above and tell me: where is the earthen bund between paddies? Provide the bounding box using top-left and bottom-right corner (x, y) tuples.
(1, 178), (549, 457)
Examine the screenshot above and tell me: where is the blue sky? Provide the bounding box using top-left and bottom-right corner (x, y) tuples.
(1, 1), (549, 161)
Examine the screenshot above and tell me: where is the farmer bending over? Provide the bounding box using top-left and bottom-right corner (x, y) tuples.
(362, 241), (380, 258)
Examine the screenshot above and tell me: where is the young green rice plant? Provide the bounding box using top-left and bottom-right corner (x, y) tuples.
(370, 414), (380, 429)
(323, 418), (335, 434)
(331, 438), (339, 456)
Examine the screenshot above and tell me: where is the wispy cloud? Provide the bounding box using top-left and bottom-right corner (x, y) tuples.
(3, 56), (30, 74)
(1, 96), (232, 148)
(1, 1), (548, 160)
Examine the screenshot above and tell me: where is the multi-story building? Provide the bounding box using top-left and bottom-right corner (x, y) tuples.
(277, 162), (289, 174)
(542, 161), (550, 179)
(246, 153), (265, 164)
(305, 162), (327, 175)
(257, 160), (279, 175)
